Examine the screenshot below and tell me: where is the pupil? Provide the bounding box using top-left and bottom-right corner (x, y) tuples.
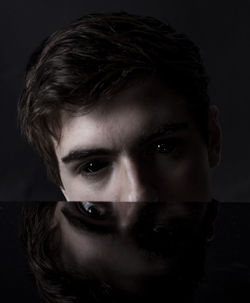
(85, 160), (108, 173)
(88, 205), (98, 215)
(82, 202), (106, 218)
(87, 162), (95, 172)
(157, 143), (174, 153)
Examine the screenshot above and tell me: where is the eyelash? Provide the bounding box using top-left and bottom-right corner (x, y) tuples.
(147, 138), (181, 155)
(75, 138), (182, 177)
(76, 159), (111, 177)
(72, 203), (116, 233)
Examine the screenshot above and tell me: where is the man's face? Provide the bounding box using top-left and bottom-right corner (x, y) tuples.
(55, 201), (211, 300)
(54, 77), (220, 201)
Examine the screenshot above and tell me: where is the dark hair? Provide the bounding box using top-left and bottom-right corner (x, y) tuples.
(21, 202), (111, 303)
(18, 12), (210, 187)
(21, 203), (66, 302)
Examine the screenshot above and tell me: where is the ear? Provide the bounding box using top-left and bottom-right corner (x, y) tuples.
(207, 105), (222, 168)
(60, 186), (69, 201)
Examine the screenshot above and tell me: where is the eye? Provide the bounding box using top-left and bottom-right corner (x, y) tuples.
(78, 159), (110, 176)
(155, 142), (176, 153)
(148, 139), (179, 155)
(78, 202), (113, 219)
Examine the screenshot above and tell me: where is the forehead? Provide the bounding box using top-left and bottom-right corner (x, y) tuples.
(55, 78), (191, 155)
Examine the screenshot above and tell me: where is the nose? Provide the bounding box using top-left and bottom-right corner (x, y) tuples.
(117, 156), (158, 202)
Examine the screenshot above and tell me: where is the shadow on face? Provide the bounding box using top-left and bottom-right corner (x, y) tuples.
(46, 201), (218, 302)
(55, 78), (221, 202)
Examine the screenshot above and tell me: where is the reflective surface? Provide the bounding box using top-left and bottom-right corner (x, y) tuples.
(2, 202), (250, 302)
(21, 201), (217, 302)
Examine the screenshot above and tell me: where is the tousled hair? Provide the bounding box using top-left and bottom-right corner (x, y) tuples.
(18, 12), (210, 186)
(21, 202), (105, 303)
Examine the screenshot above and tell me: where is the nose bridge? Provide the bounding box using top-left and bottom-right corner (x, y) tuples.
(119, 156), (158, 202)
(123, 156), (145, 202)
(115, 202), (139, 231)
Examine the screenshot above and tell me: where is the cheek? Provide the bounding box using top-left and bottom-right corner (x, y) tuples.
(63, 178), (119, 201)
(64, 181), (106, 201)
(61, 233), (141, 280)
(60, 165), (108, 200)
(156, 146), (211, 201)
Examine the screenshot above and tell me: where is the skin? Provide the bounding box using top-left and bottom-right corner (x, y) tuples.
(54, 201), (214, 300)
(54, 77), (221, 201)
(51, 84), (220, 299)
(55, 202), (217, 302)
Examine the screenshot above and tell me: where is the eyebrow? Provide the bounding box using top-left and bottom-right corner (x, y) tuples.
(141, 121), (188, 143)
(61, 122), (189, 164)
(62, 148), (112, 164)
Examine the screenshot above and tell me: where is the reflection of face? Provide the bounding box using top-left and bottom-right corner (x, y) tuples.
(55, 202), (212, 300)
(54, 77), (219, 201)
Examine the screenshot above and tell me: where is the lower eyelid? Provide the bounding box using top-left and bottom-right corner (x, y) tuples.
(79, 161), (112, 177)
(147, 139), (179, 153)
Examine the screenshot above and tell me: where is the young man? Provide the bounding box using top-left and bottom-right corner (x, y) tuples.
(18, 12), (221, 201)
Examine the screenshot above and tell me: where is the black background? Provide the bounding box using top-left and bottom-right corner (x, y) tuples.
(1, 0), (250, 200)
(0, 202), (40, 302)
